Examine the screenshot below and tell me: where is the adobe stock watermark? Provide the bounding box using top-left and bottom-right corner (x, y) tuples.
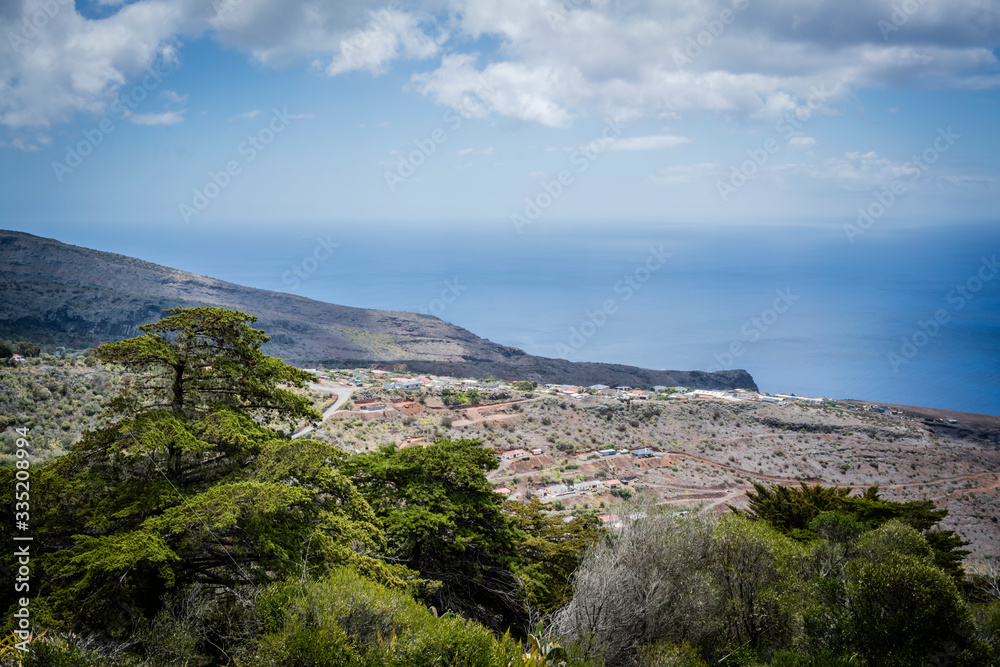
(281, 236), (340, 291)
(555, 245), (670, 358)
(707, 288), (799, 372)
(6, 0), (73, 53)
(843, 127), (959, 244)
(673, 0), (750, 70)
(179, 107), (295, 222)
(383, 73), (497, 192)
(512, 117), (628, 233)
(51, 63), (172, 182)
(887, 255), (997, 373)
(878, 0), (929, 40)
(716, 85), (832, 202)
(417, 278), (467, 317)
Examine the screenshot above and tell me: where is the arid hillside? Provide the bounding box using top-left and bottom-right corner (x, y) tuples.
(304, 386), (1000, 562)
(0, 230), (755, 389)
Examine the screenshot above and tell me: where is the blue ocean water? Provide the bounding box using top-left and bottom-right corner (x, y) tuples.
(48, 220), (1000, 415)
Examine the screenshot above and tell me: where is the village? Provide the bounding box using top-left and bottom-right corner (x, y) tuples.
(286, 366), (1000, 556)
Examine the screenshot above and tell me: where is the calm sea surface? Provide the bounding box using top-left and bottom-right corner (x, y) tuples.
(60, 220), (1000, 415)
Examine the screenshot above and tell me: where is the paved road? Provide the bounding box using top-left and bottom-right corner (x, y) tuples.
(292, 383), (355, 439)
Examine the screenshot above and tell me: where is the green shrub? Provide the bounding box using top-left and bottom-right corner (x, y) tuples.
(637, 639), (708, 666)
(241, 569), (529, 667)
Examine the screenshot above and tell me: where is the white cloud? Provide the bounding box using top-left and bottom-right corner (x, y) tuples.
(606, 135), (692, 152)
(788, 135), (817, 149)
(408, 0), (1000, 126)
(410, 53), (575, 128)
(129, 109), (185, 125)
(160, 90), (189, 104)
(324, 9), (443, 76)
(646, 163), (722, 185)
(771, 150), (944, 191)
(1, 0), (998, 132)
(0, 133), (51, 151)
(549, 134), (691, 153)
(0, 0), (188, 130)
(234, 109), (263, 120)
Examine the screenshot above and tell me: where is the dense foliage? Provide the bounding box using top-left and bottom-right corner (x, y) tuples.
(742, 481), (971, 582)
(555, 497), (994, 666)
(344, 438), (525, 633)
(2, 309), (997, 667)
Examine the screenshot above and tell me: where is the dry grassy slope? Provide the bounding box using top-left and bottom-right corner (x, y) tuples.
(0, 230), (756, 389)
(310, 394), (1000, 562)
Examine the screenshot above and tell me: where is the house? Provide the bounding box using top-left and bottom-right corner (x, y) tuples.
(631, 447), (657, 459)
(607, 479), (622, 488)
(493, 487), (511, 495)
(574, 481), (602, 492)
(758, 395), (783, 404)
(589, 384), (609, 391)
(614, 386), (633, 392)
(631, 391), (649, 400)
(384, 381), (421, 391)
(530, 448), (543, 455)
(543, 485), (570, 496)
(598, 448), (617, 456)
(498, 448), (528, 460)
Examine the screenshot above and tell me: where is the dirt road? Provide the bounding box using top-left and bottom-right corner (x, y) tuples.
(292, 383), (355, 439)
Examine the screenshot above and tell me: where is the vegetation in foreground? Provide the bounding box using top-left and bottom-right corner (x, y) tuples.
(1, 308), (998, 666)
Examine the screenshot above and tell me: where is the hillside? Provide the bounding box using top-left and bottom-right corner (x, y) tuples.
(301, 382), (1000, 562)
(0, 230), (756, 390)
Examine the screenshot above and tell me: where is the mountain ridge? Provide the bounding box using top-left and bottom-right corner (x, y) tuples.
(0, 230), (756, 390)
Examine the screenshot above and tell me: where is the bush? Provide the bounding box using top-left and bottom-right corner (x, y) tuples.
(554, 504), (723, 665)
(637, 640), (708, 666)
(240, 569), (530, 667)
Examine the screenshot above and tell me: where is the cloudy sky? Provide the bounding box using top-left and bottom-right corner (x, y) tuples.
(1, 0), (999, 230)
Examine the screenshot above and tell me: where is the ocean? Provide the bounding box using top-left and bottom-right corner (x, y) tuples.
(53, 220), (1000, 415)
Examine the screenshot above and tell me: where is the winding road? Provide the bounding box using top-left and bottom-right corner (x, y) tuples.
(292, 383), (355, 439)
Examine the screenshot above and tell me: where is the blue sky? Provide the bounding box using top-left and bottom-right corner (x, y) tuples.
(1, 0), (999, 232)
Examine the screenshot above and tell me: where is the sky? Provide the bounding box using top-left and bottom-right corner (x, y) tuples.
(1, 1), (1000, 412)
(0, 0), (998, 230)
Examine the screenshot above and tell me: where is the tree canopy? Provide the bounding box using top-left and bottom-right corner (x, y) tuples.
(741, 481), (970, 581)
(343, 438), (525, 633)
(95, 307), (319, 428)
(2, 308), (398, 636)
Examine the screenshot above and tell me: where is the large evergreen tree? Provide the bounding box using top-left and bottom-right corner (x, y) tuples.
(2, 308), (400, 635)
